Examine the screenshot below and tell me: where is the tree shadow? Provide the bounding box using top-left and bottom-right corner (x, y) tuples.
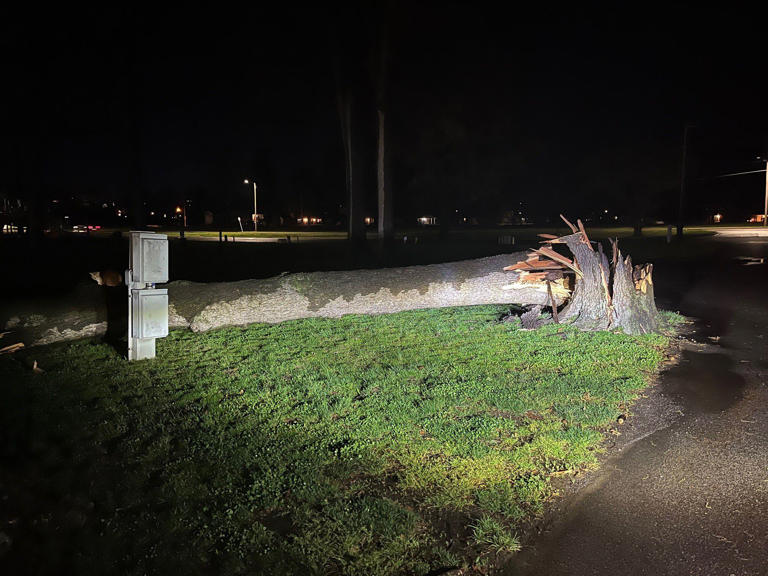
(102, 285), (128, 357)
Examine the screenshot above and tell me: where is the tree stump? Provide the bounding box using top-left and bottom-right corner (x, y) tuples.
(505, 216), (660, 334)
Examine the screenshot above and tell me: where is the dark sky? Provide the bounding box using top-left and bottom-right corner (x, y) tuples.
(2, 3), (767, 224)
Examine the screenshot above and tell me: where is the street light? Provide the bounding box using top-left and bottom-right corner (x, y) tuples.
(760, 157), (768, 227)
(175, 204), (187, 228)
(244, 179), (258, 231)
(715, 157), (768, 226)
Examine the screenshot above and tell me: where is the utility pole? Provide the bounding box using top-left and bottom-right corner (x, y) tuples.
(253, 181), (258, 231)
(244, 179), (258, 231)
(764, 159), (768, 226)
(677, 124), (693, 238)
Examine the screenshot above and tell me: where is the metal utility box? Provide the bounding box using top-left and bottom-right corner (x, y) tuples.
(129, 232), (169, 284)
(127, 231), (169, 360)
(131, 289), (169, 338)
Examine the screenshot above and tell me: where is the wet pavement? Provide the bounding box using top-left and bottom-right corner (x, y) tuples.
(505, 235), (768, 576)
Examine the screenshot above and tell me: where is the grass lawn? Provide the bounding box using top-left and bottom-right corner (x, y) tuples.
(0, 306), (677, 574)
(185, 230), (349, 240)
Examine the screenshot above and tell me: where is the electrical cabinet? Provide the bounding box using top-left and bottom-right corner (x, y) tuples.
(131, 289), (169, 339)
(129, 232), (168, 284)
(128, 231), (169, 360)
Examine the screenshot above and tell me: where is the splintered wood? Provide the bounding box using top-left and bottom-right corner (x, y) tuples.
(503, 214), (660, 334)
(0, 342), (24, 354)
(633, 263), (653, 294)
(502, 245), (574, 302)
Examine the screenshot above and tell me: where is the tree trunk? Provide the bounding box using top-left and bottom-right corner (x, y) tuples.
(376, 6), (393, 242)
(558, 233), (612, 330)
(377, 108), (392, 240)
(2, 254), (558, 346)
(612, 255), (658, 334)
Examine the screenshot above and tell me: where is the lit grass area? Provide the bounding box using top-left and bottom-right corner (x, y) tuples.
(83, 225), (718, 242)
(0, 306), (676, 574)
(447, 226), (714, 240)
(185, 230), (348, 239)
(79, 228), (349, 240)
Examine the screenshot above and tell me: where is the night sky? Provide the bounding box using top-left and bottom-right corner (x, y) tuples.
(3, 3), (767, 225)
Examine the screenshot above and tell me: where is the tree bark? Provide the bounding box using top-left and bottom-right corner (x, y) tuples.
(612, 255), (658, 334)
(558, 233), (612, 331)
(2, 254), (557, 345)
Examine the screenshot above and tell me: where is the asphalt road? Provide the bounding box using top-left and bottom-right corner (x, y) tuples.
(505, 234), (768, 576)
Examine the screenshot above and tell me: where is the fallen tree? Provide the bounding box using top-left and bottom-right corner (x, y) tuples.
(502, 215), (659, 334)
(2, 254), (563, 345)
(3, 220), (659, 347)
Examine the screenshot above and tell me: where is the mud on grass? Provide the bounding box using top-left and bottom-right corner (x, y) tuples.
(0, 306), (675, 574)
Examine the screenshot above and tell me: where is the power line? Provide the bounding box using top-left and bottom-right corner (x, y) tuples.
(714, 168), (767, 178)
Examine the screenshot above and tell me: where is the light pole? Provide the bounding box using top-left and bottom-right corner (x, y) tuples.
(677, 124), (694, 238)
(764, 159), (767, 227)
(175, 204), (186, 233)
(244, 179), (258, 231)
(713, 157), (768, 225)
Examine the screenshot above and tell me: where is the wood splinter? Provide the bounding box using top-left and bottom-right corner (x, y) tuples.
(503, 216), (659, 334)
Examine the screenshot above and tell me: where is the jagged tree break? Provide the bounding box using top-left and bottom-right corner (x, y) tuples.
(504, 215), (659, 334)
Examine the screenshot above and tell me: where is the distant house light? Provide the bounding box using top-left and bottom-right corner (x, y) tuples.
(713, 213), (723, 223)
(417, 215), (438, 225)
(364, 216), (374, 225)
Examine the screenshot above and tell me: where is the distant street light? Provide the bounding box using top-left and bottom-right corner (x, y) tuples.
(244, 179), (258, 231)
(175, 204), (187, 228)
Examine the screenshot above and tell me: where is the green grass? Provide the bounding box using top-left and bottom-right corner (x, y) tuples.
(86, 225), (720, 243)
(185, 230), (348, 239)
(0, 306), (675, 574)
(472, 516), (521, 554)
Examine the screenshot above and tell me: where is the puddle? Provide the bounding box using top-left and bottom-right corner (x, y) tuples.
(661, 349), (745, 414)
(681, 317), (726, 346)
(734, 256), (765, 266)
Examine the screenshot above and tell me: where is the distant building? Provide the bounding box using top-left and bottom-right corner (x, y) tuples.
(499, 211), (528, 225)
(748, 214), (765, 223)
(417, 215), (438, 226)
